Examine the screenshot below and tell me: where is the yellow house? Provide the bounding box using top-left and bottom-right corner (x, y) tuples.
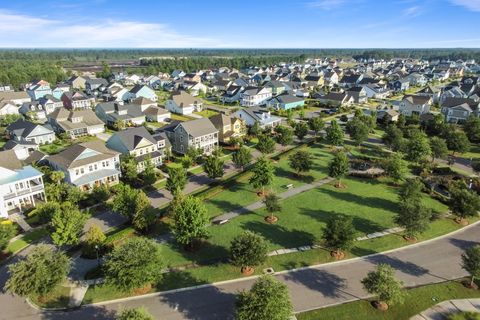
(209, 113), (246, 143)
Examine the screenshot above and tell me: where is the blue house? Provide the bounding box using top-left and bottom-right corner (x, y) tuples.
(52, 84), (70, 100)
(27, 80), (52, 100)
(129, 84), (157, 102)
(267, 93), (305, 111)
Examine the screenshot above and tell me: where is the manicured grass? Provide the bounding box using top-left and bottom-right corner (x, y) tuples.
(297, 280), (480, 320)
(146, 121), (167, 128)
(170, 114), (196, 122)
(40, 136), (99, 155)
(6, 228), (49, 254)
(30, 285), (71, 309)
(194, 109), (218, 118)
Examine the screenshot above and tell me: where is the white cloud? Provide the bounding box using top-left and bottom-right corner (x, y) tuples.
(0, 10), (222, 48)
(307, 0), (346, 10)
(450, 0), (480, 12)
(402, 5), (423, 17)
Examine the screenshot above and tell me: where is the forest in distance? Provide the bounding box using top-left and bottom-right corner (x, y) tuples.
(1, 48), (480, 89)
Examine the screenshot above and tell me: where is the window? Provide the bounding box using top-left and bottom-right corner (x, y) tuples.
(76, 169), (79, 175)
(89, 165), (93, 172)
(94, 164), (98, 170)
(80, 168), (84, 174)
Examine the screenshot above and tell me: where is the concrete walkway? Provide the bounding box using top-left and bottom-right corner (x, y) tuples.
(9, 213), (32, 232)
(411, 299), (480, 320)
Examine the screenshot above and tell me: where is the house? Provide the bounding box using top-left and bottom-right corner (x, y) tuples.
(0, 91), (31, 106)
(106, 126), (168, 172)
(124, 74), (141, 86)
(39, 95), (64, 113)
(240, 87), (272, 107)
(61, 91), (95, 110)
(165, 91), (203, 115)
(2, 140), (39, 160)
(416, 86), (441, 103)
(346, 87), (368, 104)
(109, 85), (131, 102)
(209, 114), (246, 143)
(0, 100), (19, 116)
(441, 98), (480, 123)
(129, 84), (157, 102)
(162, 118), (218, 155)
(339, 74), (363, 88)
(324, 71), (339, 85)
(316, 92), (354, 107)
(19, 102), (48, 121)
(0, 150), (46, 218)
(267, 93), (305, 111)
(220, 85), (243, 103)
(399, 95), (432, 116)
(234, 106), (282, 128)
(179, 81), (207, 96)
(46, 141), (121, 191)
(48, 108), (105, 139)
(66, 75), (88, 90)
(144, 106), (171, 123)
(95, 102), (145, 127)
(131, 97), (157, 112)
(27, 80), (52, 100)
(86, 78), (109, 95)
(391, 79), (410, 92)
(52, 84), (71, 100)
(265, 81), (287, 95)
(406, 73), (427, 86)
(377, 109), (400, 123)
(6, 119), (56, 145)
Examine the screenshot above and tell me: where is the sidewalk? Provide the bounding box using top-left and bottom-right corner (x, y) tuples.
(411, 299), (480, 320)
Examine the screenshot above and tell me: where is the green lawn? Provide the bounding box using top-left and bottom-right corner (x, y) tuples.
(194, 109), (218, 118)
(40, 136), (100, 155)
(6, 228), (49, 254)
(170, 114), (196, 122)
(297, 280), (480, 320)
(30, 285), (71, 309)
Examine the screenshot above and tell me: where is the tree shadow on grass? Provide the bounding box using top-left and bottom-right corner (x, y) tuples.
(166, 240), (230, 267)
(41, 306), (116, 320)
(241, 220), (316, 249)
(158, 280), (236, 320)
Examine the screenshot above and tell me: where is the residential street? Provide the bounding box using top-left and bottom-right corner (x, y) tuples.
(2, 221), (478, 320)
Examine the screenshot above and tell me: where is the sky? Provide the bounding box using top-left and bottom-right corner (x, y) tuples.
(0, 0), (479, 48)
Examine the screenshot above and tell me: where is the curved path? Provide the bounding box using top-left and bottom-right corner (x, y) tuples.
(1, 222), (479, 320)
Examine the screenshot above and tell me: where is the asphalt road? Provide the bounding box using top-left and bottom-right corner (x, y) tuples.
(2, 222), (479, 320)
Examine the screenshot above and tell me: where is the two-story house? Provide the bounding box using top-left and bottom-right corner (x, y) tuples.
(27, 80), (52, 100)
(128, 84), (157, 102)
(86, 78), (109, 95)
(106, 126), (168, 172)
(61, 91), (95, 110)
(6, 119), (56, 145)
(0, 150), (46, 218)
(162, 118), (218, 155)
(234, 106), (282, 128)
(209, 114), (246, 144)
(441, 97), (480, 123)
(48, 108), (105, 139)
(165, 91), (203, 115)
(240, 87), (272, 107)
(0, 91), (31, 106)
(399, 95), (433, 116)
(46, 141), (121, 191)
(95, 102), (145, 127)
(52, 84), (71, 100)
(346, 86), (368, 104)
(267, 93), (305, 111)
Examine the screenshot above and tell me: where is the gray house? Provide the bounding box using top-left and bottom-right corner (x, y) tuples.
(161, 118), (218, 155)
(6, 119), (56, 145)
(95, 102), (145, 127)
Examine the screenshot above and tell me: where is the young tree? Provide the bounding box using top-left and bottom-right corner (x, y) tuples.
(4, 245), (70, 297)
(0, 224), (16, 251)
(91, 184), (111, 203)
(383, 153), (407, 184)
(443, 126), (470, 156)
(166, 167), (187, 196)
(235, 276), (293, 320)
(449, 182), (480, 224)
(49, 171), (65, 184)
(172, 196), (210, 250)
(263, 193), (281, 223)
(346, 118), (369, 146)
(464, 116), (480, 143)
(430, 136), (448, 163)
(249, 121), (261, 137)
(141, 157), (157, 187)
(361, 264), (405, 310)
(82, 224), (106, 258)
(322, 215), (356, 258)
(396, 195), (431, 241)
(274, 125), (294, 146)
(289, 150), (313, 176)
(308, 116), (325, 139)
(294, 122), (309, 141)
(325, 120), (344, 146)
(112, 184), (152, 231)
(461, 245), (480, 289)
(203, 154), (225, 179)
(113, 120), (126, 131)
(181, 155), (193, 169)
(104, 238), (162, 292)
(186, 147), (202, 164)
(120, 154), (138, 185)
(249, 156), (275, 196)
(256, 134), (276, 154)
(50, 202), (88, 246)
(232, 146), (252, 170)
(31, 201), (62, 224)
(230, 231), (268, 274)
(382, 125), (404, 152)
(229, 136), (244, 150)
(328, 150), (349, 186)
(131, 192), (155, 233)
(117, 307), (154, 320)
(405, 130), (431, 163)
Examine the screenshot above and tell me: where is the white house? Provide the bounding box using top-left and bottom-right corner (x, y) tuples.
(165, 91), (203, 115)
(240, 87), (272, 107)
(399, 95), (432, 116)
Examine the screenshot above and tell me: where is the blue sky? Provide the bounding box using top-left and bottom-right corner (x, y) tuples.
(0, 0), (479, 48)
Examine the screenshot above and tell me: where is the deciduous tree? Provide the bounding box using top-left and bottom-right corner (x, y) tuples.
(325, 120), (344, 146)
(322, 215), (356, 257)
(232, 146), (252, 170)
(230, 231), (268, 274)
(289, 150), (313, 176)
(361, 264), (405, 309)
(50, 202), (88, 246)
(462, 245), (480, 288)
(249, 156), (274, 195)
(172, 196), (210, 249)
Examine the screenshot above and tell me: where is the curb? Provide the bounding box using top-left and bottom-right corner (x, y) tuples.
(81, 220), (480, 308)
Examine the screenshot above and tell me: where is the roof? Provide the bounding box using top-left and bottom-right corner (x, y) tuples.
(178, 118), (218, 137)
(402, 95), (432, 105)
(170, 91), (202, 108)
(3, 139), (38, 150)
(130, 84), (152, 94)
(0, 150), (23, 170)
(144, 106), (170, 116)
(275, 93), (304, 104)
(50, 108), (104, 130)
(6, 119), (53, 138)
(23, 150), (47, 165)
(0, 91), (30, 101)
(0, 164), (43, 185)
(71, 169), (120, 186)
(108, 126), (156, 151)
(442, 97), (479, 109)
(97, 102), (144, 120)
(209, 113), (233, 128)
(47, 140), (119, 169)
(132, 97), (156, 105)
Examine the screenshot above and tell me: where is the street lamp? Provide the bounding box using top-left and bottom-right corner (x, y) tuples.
(95, 245), (100, 264)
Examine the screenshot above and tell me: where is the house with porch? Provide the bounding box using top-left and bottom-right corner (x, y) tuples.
(267, 93), (305, 111)
(161, 118), (218, 155)
(0, 150), (46, 218)
(441, 97), (480, 123)
(48, 108), (105, 139)
(27, 80), (52, 100)
(61, 91), (95, 110)
(399, 95), (433, 116)
(234, 106), (282, 128)
(46, 141), (121, 192)
(165, 91), (203, 115)
(95, 102), (145, 127)
(128, 84), (157, 102)
(6, 119), (56, 145)
(240, 87), (272, 107)
(209, 114), (246, 143)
